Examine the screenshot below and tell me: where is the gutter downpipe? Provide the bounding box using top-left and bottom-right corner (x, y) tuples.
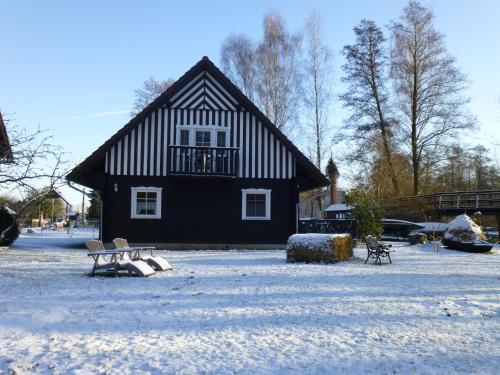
(66, 179), (102, 240)
(296, 187), (328, 234)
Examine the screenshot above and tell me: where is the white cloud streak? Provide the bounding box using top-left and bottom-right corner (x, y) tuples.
(72, 111), (128, 120)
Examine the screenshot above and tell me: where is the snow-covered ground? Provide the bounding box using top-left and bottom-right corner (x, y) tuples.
(0, 230), (499, 374)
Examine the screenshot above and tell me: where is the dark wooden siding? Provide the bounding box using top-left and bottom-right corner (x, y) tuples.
(102, 176), (296, 244)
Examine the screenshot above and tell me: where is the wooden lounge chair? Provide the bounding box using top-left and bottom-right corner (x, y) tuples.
(365, 235), (394, 265)
(86, 240), (155, 277)
(86, 240), (119, 277)
(113, 238), (173, 271)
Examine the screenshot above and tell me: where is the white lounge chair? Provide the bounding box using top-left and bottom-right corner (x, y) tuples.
(86, 240), (155, 277)
(86, 240), (119, 277)
(113, 238), (173, 271)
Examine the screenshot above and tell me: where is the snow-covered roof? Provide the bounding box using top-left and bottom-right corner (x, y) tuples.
(382, 219), (424, 228)
(325, 203), (352, 212)
(1, 206), (16, 215)
(416, 222), (448, 232)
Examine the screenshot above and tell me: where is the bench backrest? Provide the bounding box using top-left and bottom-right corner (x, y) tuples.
(113, 238), (132, 261)
(365, 235), (380, 250)
(86, 240), (109, 264)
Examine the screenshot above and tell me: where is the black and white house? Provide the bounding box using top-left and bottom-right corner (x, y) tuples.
(67, 57), (328, 247)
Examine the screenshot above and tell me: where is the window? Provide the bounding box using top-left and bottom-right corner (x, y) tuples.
(195, 131), (211, 147)
(175, 125), (229, 148)
(180, 129), (190, 146)
(131, 187), (162, 219)
(242, 189), (271, 220)
(216, 131), (226, 147)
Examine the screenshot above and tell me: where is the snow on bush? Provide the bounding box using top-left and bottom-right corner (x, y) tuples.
(286, 233), (352, 263)
(444, 214), (487, 243)
(0, 206), (19, 246)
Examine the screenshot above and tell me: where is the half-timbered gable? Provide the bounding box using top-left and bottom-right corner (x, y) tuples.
(68, 57), (328, 247)
(102, 66), (297, 181)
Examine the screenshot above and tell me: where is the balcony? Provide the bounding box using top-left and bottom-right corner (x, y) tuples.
(169, 145), (239, 177)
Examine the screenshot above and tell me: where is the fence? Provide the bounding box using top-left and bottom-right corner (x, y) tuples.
(298, 219), (357, 238)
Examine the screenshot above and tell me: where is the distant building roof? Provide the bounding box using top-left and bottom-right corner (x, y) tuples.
(325, 203), (352, 212)
(48, 190), (71, 206)
(0, 112), (13, 161)
(65, 211), (79, 217)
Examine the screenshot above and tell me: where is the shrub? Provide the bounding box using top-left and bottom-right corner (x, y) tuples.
(408, 232), (428, 245)
(344, 188), (383, 239)
(0, 206), (19, 246)
(286, 233), (352, 263)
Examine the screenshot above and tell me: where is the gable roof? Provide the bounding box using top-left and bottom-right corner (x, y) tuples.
(0, 112), (13, 162)
(67, 56), (328, 188)
(169, 69), (239, 110)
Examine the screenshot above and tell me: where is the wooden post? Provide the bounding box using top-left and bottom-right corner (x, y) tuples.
(496, 215), (500, 243)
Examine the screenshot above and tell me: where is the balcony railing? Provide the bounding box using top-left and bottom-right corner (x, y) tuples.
(169, 145), (239, 177)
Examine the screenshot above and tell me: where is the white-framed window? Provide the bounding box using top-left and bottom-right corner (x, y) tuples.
(241, 189), (271, 220)
(131, 187), (162, 219)
(175, 124), (229, 148)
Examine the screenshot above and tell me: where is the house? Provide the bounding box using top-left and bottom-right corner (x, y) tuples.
(324, 203), (352, 220)
(65, 211), (79, 228)
(0, 112), (13, 162)
(67, 57), (328, 248)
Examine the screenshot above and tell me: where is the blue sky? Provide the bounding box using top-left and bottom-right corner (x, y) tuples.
(1, 0), (499, 206)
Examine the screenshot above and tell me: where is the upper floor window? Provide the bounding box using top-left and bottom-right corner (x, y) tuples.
(175, 125), (229, 148)
(131, 187), (162, 219)
(217, 132), (226, 147)
(180, 129), (190, 146)
(195, 131), (211, 147)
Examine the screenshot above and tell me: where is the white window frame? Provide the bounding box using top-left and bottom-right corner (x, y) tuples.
(175, 124), (230, 148)
(241, 188), (271, 220)
(130, 187), (163, 219)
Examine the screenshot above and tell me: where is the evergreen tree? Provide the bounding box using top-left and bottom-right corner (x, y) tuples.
(86, 191), (101, 220)
(345, 188), (384, 239)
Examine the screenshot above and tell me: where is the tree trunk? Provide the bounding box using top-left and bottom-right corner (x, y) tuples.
(369, 59), (400, 196)
(411, 44), (419, 195)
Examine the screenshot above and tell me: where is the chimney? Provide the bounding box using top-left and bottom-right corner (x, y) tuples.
(326, 158), (339, 205)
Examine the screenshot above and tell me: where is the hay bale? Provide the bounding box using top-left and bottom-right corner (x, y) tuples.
(408, 232), (428, 245)
(286, 233), (352, 263)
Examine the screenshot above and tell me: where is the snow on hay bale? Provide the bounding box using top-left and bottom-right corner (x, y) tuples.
(286, 233), (352, 263)
(444, 214), (488, 243)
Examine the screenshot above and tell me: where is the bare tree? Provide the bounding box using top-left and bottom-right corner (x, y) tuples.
(255, 11), (302, 132)
(131, 77), (175, 116)
(340, 19), (400, 195)
(302, 12), (333, 171)
(0, 113), (70, 243)
(221, 34), (256, 101)
(221, 11), (302, 134)
(390, 1), (475, 195)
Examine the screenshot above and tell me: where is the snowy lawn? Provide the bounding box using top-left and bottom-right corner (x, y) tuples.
(0, 230), (499, 374)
